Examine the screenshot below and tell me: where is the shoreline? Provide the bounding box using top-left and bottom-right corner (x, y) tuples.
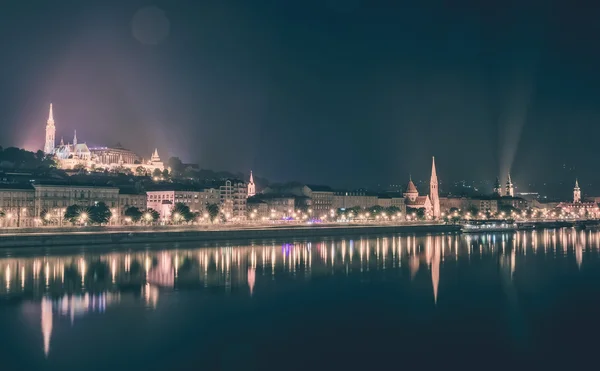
(0, 223), (461, 248)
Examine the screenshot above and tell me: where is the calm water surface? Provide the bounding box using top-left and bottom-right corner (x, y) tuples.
(2, 229), (600, 370)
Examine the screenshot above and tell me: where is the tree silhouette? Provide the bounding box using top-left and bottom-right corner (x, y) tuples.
(89, 202), (112, 225)
(144, 208), (160, 223)
(153, 168), (162, 178)
(171, 202), (193, 223)
(124, 206), (143, 222)
(206, 203), (220, 223)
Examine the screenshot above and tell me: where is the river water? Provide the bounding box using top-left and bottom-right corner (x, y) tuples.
(1, 229), (600, 370)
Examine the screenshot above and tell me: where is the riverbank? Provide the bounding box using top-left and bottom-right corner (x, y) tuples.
(0, 223), (461, 248)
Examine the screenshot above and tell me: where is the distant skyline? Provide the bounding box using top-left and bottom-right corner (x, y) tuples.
(1, 1), (599, 189)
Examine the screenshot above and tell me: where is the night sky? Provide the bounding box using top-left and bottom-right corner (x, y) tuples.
(1, 0), (600, 192)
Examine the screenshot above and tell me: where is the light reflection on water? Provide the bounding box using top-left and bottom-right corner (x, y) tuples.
(1, 228), (599, 367)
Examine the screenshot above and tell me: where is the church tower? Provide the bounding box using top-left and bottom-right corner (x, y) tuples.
(248, 171), (256, 197)
(574, 179), (581, 203)
(493, 177), (502, 197)
(506, 173), (514, 197)
(430, 156), (440, 218)
(44, 104), (56, 155)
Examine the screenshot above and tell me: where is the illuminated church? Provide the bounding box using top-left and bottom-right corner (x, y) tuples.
(43, 104), (165, 173)
(557, 179), (599, 216)
(404, 157), (441, 219)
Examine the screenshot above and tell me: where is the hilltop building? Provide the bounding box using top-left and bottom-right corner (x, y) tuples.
(43, 104), (165, 174)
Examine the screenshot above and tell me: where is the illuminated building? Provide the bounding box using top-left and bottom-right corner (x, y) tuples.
(557, 179), (599, 216)
(404, 177), (432, 215)
(333, 190), (378, 209)
(219, 179), (248, 220)
(41, 104), (165, 173)
(247, 171), (256, 197)
(0, 184), (35, 227)
(147, 187), (219, 219)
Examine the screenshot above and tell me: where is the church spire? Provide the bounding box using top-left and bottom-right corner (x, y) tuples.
(47, 103), (54, 126)
(60, 137), (64, 146)
(44, 103), (56, 155)
(430, 156), (440, 219)
(247, 170), (256, 197)
(574, 178), (581, 203)
(73, 130), (78, 146)
(506, 173), (514, 197)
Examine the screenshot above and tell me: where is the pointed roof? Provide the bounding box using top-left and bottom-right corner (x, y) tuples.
(575, 178), (580, 188)
(249, 170), (254, 184)
(60, 137), (64, 146)
(47, 103), (54, 125)
(431, 156), (437, 180)
(73, 130), (77, 145)
(153, 148), (159, 157)
(406, 179), (418, 193)
(507, 173), (512, 185)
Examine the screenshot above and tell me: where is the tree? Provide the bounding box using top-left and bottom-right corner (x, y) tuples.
(466, 205), (479, 218)
(206, 203), (220, 223)
(64, 205), (85, 224)
(162, 168), (169, 178)
(135, 166), (147, 177)
(167, 157), (184, 177)
(171, 202), (193, 223)
(144, 208), (160, 223)
(386, 206), (402, 216)
(89, 202), (112, 225)
(415, 208), (427, 220)
(124, 206), (143, 222)
(153, 168), (162, 178)
(368, 205), (384, 215)
(40, 209), (52, 225)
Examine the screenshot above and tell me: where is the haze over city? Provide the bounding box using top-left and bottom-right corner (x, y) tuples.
(1, 0), (598, 191)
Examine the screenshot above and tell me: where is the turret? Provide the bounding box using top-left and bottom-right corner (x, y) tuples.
(574, 178), (581, 203)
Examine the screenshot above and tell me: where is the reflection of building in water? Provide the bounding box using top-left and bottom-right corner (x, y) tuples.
(2, 230), (600, 306)
(147, 252), (175, 288)
(39, 292), (120, 358)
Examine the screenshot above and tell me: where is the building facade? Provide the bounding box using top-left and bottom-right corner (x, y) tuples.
(333, 191), (378, 210)
(147, 188), (219, 220)
(219, 180), (248, 220)
(0, 184), (36, 227)
(304, 185), (334, 213)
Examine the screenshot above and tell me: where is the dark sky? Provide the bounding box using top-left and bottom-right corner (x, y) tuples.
(2, 0), (600, 192)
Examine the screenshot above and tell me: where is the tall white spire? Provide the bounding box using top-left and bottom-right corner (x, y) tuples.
(506, 173), (514, 197)
(47, 103), (54, 126)
(430, 156), (440, 218)
(44, 104), (56, 155)
(247, 170), (256, 197)
(73, 130), (78, 146)
(574, 178), (581, 203)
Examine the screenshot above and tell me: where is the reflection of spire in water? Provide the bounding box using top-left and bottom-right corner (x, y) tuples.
(41, 296), (52, 358)
(510, 248), (516, 280)
(409, 255), (419, 280)
(432, 237), (441, 305)
(576, 242), (583, 269)
(248, 267), (255, 296)
(143, 283), (159, 309)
